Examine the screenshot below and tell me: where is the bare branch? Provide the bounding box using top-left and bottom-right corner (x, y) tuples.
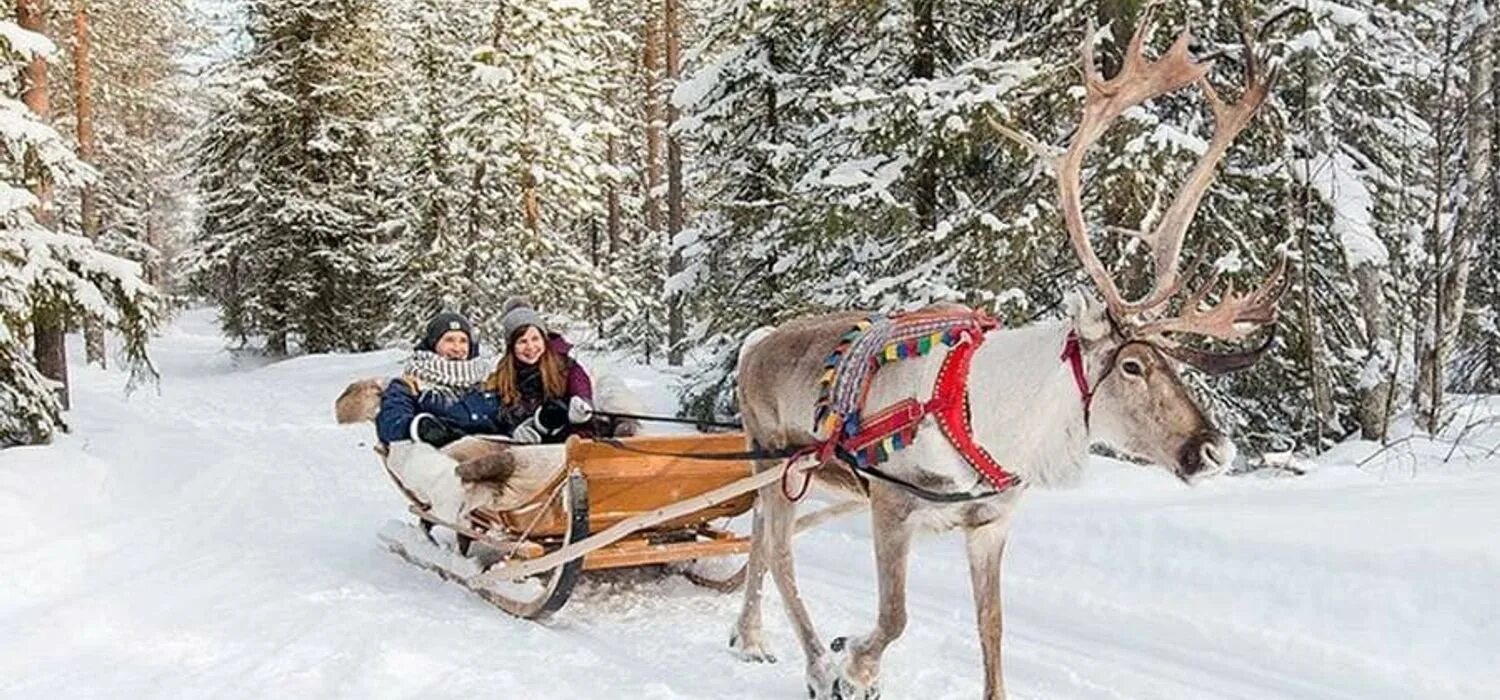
(984, 114), (1059, 164)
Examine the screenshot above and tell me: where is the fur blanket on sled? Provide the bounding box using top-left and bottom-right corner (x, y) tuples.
(335, 371), (645, 514)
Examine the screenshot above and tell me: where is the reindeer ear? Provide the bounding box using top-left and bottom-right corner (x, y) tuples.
(1066, 289), (1113, 342)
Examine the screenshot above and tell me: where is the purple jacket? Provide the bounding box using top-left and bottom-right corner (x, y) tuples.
(550, 334), (594, 404)
(495, 333), (593, 440)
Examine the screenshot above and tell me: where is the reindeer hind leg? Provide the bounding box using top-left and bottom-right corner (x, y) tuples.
(730, 463), (776, 663)
(762, 477), (836, 698)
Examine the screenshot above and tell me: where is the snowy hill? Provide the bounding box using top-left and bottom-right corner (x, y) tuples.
(1, 308), (1496, 699)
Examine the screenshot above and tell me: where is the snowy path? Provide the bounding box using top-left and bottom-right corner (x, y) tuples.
(2, 308), (1497, 699)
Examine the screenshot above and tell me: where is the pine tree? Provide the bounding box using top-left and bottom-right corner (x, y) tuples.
(673, 0), (1492, 452)
(188, 0), (396, 354)
(0, 17), (158, 446)
(380, 0), (490, 340)
(47, 0), (198, 297)
(675, 0), (1079, 418)
(441, 0), (645, 343)
(592, 0), (663, 360)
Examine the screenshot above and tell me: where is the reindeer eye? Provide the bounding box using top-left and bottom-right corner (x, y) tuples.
(1120, 358), (1145, 377)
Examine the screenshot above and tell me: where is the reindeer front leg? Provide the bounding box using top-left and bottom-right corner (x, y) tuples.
(965, 519), (1010, 700)
(830, 487), (914, 700)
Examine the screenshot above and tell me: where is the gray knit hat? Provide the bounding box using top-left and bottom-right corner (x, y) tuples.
(499, 297), (546, 343)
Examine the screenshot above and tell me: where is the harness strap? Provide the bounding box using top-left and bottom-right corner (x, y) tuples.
(840, 399), (924, 454)
(930, 331), (1021, 492)
(593, 438), (800, 462)
(1061, 331), (1094, 426)
(845, 460), (1000, 503)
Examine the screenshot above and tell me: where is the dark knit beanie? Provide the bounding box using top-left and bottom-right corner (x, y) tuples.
(418, 311), (479, 358)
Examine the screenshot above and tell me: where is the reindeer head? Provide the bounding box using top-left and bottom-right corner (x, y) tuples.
(1049, 7), (1288, 482)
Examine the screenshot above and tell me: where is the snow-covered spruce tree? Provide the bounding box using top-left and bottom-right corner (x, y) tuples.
(43, 0), (199, 365)
(0, 19), (158, 447)
(444, 0), (644, 344)
(674, 0), (1101, 419)
(1173, 1), (1440, 448)
(188, 0), (396, 354)
(588, 0), (663, 360)
(674, 0), (1468, 452)
(48, 0), (198, 295)
(379, 0), (490, 341)
(974, 2), (1409, 452)
(671, 0), (827, 418)
(184, 66), (260, 347)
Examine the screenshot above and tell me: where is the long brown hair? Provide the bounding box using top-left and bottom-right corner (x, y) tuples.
(485, 326), (567, 405)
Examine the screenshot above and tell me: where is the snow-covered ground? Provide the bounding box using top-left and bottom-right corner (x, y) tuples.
(2, 307), (1496, 699)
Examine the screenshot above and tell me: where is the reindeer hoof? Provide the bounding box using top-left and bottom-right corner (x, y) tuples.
(828, 636), (880, 700)
(804, 657), (838, 699)
(728, 629), (776, 664)
(833, 677), (880, 700)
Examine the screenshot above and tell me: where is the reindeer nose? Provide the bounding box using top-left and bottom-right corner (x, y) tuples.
(1181, 431), (1234, 478)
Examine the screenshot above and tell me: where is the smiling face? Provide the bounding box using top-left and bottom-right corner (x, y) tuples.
(1072, 296), (1235, 483)
(434, 330), (471, 360)
(511, 326), (546, 365)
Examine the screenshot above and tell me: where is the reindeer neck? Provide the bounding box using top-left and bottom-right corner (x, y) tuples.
(966, 320), (1091, 487)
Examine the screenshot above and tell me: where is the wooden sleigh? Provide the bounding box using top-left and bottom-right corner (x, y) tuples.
(380, 432), (764, 618)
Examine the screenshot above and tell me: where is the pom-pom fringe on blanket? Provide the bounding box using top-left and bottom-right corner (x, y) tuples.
(809, 308), (1015, 486)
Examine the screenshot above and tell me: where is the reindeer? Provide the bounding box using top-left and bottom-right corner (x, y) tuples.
(729, 10), (1287, 700)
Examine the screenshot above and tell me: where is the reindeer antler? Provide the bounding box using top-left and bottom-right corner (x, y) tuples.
(1137, 253), (1290, 340)
(1058, 5), (1286, 339)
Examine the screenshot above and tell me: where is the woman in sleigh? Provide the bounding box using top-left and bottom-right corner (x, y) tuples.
(337, 298), (638, 521)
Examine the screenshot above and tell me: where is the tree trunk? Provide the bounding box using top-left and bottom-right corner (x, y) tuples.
(642, 8), (663, 239)
(144, 192), (162, 287)
(72, 0), (105, 367)
(1352, 261), (1392, 439)
(911, 0), (938, 233)
(1414, 4), (1481, 433)
(605, 91), (622, 257)
(521, 163), (542, 234)
(465, 160), (487, 301)
(1433, 2), (1491, 410)
(664, 0), (685, 366)
(1289, 25), (1336, 447)
(19, 0), (69, 410)
(1295, 180), (1335, 447)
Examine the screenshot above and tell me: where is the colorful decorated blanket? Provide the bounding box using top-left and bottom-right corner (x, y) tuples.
(813, 308), (997, 467)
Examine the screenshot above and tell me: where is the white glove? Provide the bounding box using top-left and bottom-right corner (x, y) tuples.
(568, 396), (594, 424)
(511, 418), (542, 445)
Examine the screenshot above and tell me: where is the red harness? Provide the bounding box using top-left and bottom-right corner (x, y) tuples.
(783, 323), (1096, 501)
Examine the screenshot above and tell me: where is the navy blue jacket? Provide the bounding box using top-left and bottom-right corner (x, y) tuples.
(375, 378), (503, 445)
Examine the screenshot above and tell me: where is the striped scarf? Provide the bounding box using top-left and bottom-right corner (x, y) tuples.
(403, 351), (491, 397)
